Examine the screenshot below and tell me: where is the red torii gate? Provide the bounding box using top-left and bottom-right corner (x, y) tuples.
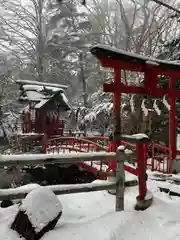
(91, 44), (180, 209)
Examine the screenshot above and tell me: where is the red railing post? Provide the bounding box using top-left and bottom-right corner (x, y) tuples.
(152, 143), (155, 171)
(136, 143), (147, 200)
(143, 144), (148, 168)
(43, 134), (47, 153)
(108, 134), (117, 171)
(111, 69), (121, 172)
(168, 149), (172, 174)
(169, 76), (176, 172)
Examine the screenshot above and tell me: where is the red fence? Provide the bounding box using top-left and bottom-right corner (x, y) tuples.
(120, 141), (171, 174)
(150, 143), (171, 173)
(46, 135), (172, 177)
(46, 136), (109, 179)
(47, 136), (108, 152)
(46, 136), (138, 177)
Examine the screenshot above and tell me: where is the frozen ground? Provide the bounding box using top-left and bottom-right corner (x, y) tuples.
(1, 178), (180, 239)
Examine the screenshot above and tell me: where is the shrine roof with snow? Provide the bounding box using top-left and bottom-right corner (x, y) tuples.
(16, 80), (71, 111)
(91, 45), (180, 71)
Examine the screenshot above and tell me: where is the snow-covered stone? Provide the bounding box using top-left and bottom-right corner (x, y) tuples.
(4, 229), (24, 240)
(20, 188), (62, 233)
(11, 188), (62, 240)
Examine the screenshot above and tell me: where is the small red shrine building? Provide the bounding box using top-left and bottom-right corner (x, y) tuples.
(16, 80), (71, 137)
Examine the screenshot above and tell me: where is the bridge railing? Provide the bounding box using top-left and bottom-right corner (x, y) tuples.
(46, 134), (172, 174)
(151, 143), (171, 173)
(0, 149), (125, 212)
(47, 137), (108, 153)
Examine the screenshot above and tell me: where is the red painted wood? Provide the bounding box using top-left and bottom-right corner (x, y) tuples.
(136, 143), (147, 200)
(108, 140), (115, 170)
(110, 69), (121, 171)
(169, 76), (176, 172)
(43, 134), (47, 153)
(124, 165), (138, 176)
(144, 67), (158, 92)
(46, 136), (142, 180)
(151, 143), (155, 171)
(76, 162), (107, 180)
(151, 143), (171, 173)
(99, 57), (180, 76)
(104, 82), (180, 97)
(48, 136), (107, 151)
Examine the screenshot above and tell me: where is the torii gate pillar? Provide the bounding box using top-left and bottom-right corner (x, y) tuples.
(169, 76), (177, 171)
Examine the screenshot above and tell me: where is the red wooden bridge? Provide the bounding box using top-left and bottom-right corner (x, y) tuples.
(46, 135), (172, 179)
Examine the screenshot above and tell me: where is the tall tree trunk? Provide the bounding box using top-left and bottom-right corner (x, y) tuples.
(79, 52), (88, 107)
(0, 105), (9, 144)
(0, 76), (9, 144)
(36, 0), (44, 82)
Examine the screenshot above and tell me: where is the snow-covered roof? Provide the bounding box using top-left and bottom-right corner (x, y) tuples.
(19, 105), (29, 113)
(35, 99), (49, 109)
(21, 90), (46, 102)
(91, 44), (180, 70)
(16, 80), (68, 90)
(16, 80), (71, 111)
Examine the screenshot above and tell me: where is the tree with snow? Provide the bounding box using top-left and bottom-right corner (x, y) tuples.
(0, 0), (87, 84)
(77, 0), (180, 139)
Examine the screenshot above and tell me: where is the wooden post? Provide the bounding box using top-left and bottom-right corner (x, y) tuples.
(115, 147), (125, 212)
(169, 76), (176, 172)
(111, 69), (121, 172)
(136, 143), (147, 200)
(43, 134), (47, 153)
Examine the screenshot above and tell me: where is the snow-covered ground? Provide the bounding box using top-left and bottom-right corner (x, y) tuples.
(1, 178), (180, 239)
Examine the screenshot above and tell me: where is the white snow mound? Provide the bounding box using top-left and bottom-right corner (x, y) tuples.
(20, 188), (62, 233)
(3, 229), (25, 240)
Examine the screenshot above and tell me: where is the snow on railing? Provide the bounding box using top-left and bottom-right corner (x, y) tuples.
(0, 181), (116, 201)
(0, 150), (126, 212)
(0, 152), (116, 167)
